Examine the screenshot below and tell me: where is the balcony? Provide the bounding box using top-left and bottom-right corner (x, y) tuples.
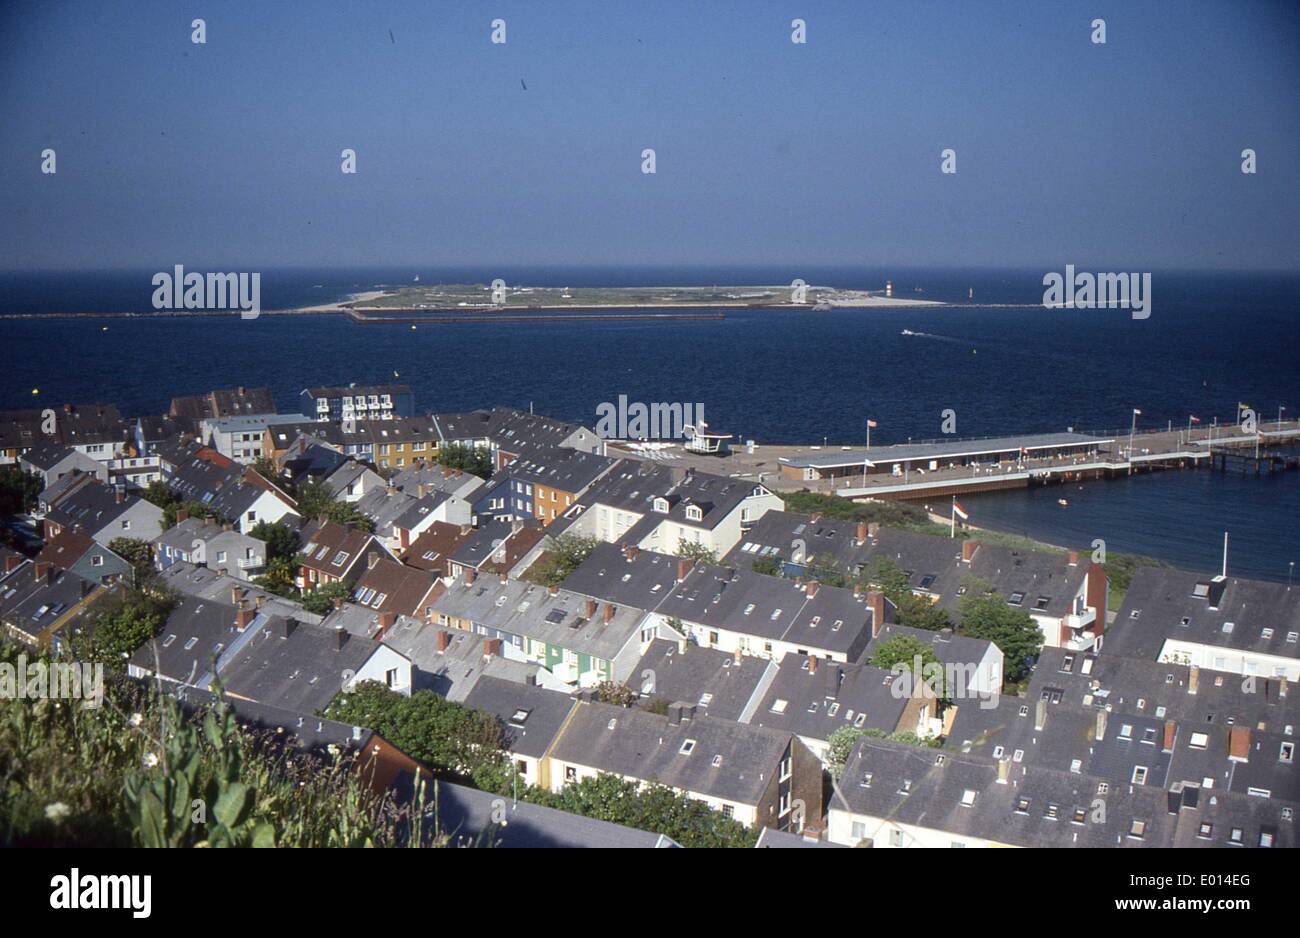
(237, 557), (264, 570)
(1065, 607), (1096, 631)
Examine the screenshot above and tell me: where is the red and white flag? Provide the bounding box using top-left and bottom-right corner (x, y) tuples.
(866, 419), (878, 428)
(952, 499), (969, 521)
(1190, 415), (1201, 424)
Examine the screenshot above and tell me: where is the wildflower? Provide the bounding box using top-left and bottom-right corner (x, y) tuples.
(129, 712), (144, 727)
(44, 802), (71, 823)
(143, 752), (159, 769)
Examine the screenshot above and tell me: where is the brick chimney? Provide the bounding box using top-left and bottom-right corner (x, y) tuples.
(279, 617), (297, 639)
(808, 656), (819, 675)
(483, 637), (502, 658)
(584, 598), (597, 618)
(809, 512), (822, 524)
(235, 607), (255, 631)
(866, 590), (885, 638)
(334, 625), (348, 650)
(856, 521), (867, 546)
(176, 509), (189, 523)
(1162, 720), (1177, 752)
(231, 586), (246, 605)
(418, 483), (429, 498)
(733, 646), (743, 664)
(465, 567), (476, 585)
(806, 580), (820, 598)
(1188, 665), (1199, 695)
(961, 540), (979, 563)
(677, 558), (693, 582)
(623, 544), (639, 562)
(1068, 550), (1079, 566)
(34, 561), (51, 583)
(603, 603), (615, 624)
(548, 584), (559, 596)
(4, 555), (22, 574)
(377, 611), (396, 636)
(436, 630), (451, 652)
(867, 522), (880, 540)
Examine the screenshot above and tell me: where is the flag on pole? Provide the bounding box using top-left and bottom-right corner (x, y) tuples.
(866, 419), (878, 428)
(1190, 415), (1201, 424)
(1238, 402), (1251, 411)
(952, 499), (969, 521)
(1132, 408), (1142, 415)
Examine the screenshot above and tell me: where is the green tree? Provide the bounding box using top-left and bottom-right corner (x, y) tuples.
(302, 580), (352, 615)
(525, 534), (599, 588)
(322, 682), (515, 793)
(957, 578), (1043, 682)
(253, 556), (298, 597)
(294, 479), (373, 532)
(675, 539), (717, 565)
(527, 774), (757, 848)
(857, 555), (911, 600)
(894, 592), (951, 631)
(869, 634), (946, 698)
(805, 552), (847, 588)
(592, 681), (638, 708)
(750, 554), (783, 577)
(107, 537), (154, 588)
(162, 500), (214, 530)
(0, 466), (41, 516)
(436, 443), (492, 479)
(85, 589), (177, 667)
(249, 519), (298, 562)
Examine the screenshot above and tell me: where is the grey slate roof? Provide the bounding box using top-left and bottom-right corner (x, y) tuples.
(630, 639), (774, 722)
(461, 675), (577, 759)
(1106, 566), (1300, 661)
(550, 700), (794, 806)
(130, 595), (241, 684)
(749, 654), (915, 742)
(833, 736), (1293, 848)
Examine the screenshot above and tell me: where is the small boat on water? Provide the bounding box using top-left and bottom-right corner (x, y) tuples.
(1058, 498), (1069, 506)
(901, 329), (915, 336)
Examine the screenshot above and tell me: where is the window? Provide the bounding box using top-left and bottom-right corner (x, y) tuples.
(1129, 819), (1147, 840)
(1281, 742), (1295, 763)
(889, 829), (904, 847)
(721, 804), (733, 818)
(1132, 766), (1148, 785)
(679, 739), (696, 755)
(960, 789), (977, 807)
(1014, 797), (1030, 814)
(769, 699), (788, 714)
(1189, 732), (1209, 749)
(564, 766), (577, 782)
(1197, 822), (1213, 839)
(1008, 592), (1025, 606)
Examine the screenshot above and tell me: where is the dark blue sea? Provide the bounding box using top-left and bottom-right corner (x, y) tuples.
(1, 266), (1296, 581)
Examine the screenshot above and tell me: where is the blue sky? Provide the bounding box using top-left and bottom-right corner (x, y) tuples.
(0, 0), (1296, 271)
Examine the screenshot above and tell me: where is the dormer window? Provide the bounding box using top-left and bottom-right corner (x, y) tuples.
(653, 497), (669, 514)
(685, 505), (702, 522)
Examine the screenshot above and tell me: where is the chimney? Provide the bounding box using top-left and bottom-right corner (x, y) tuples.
(334, 626), (348, 651)
(585, 598), (597, 618)
(386, 485), (397, 496)
(4, 555), (22, 574)
(867, 522), (880, 540)
(856, 521), (867, 546)
(418, 483), (429, 498)
(114, 488), (125, 504)
(465, 567), (476, 585)
(235, 607), (255, 631)
(996, 758), (1009, 784)
(1095, 709), (1107, 741)
(1034, 696), (1046, 731)
(961, 540), (979, 563)
(623, 544), (639, 562)
(603, 603), (615, 624)
(279, 617), (297, 639)
(677, 558), (693, 581)
(677, 636), (687, 654)
(222, 522), (233, 532)
(806, 580), (820, 598)
(499, 571), (508, 585)
(808, 656), (819, 675)
(34, 561), (51, 583)
(1188, 665), (1199, 695)
(333, 595), (345, 610)
(1162, 720), (1177, 752)
(1228, 727), (1250, 762)
(255, 594), (266, 609)
(1068, 550), (1079, 567)
(483, 637), (502, 658)
(733, 646), (743, 664)
(809, 512), (822, 523)
(866, 590), (885, 638)
(367, 551), (380, 570)
(548, 584), (559, 596)
(176, 509), (189, 523)
(377, 611), (396, 636)
(231, 586), (246, 605)
(435, 630), (451, 652)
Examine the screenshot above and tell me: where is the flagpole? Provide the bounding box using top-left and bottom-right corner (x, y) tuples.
(950, 496), (956, 538)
